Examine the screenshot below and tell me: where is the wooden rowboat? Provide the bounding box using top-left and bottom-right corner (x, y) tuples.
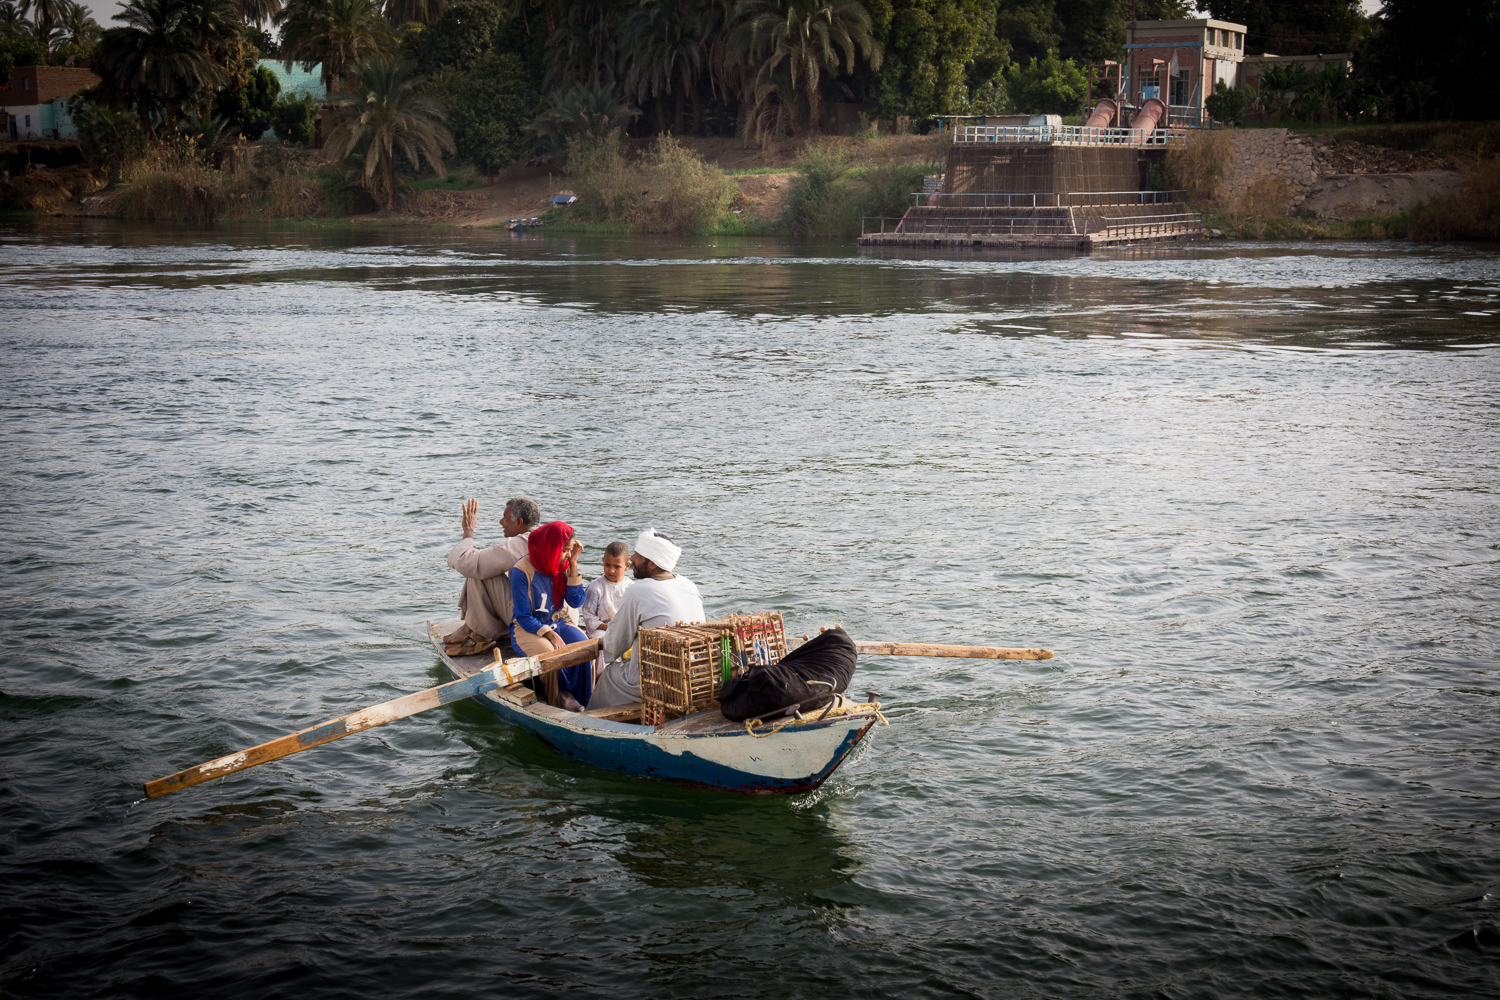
(427, 620), (885, 794)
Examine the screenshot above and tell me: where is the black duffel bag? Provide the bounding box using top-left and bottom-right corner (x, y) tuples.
(718, 626), (858, 722)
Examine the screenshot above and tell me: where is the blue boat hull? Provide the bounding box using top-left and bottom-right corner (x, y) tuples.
(429, 621), (879, 794)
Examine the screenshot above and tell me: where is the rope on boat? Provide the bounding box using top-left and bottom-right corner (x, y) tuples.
(743, 701), (888, 738)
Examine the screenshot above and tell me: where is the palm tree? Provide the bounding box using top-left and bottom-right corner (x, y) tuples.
(527, 81), (639, 158)
(382, 0), (445, 26)
(324, 53), (453, 208)
(241, 0), (282, 26)
(727, 0), (880, 136)
(277, 0), (395, 92)
(621, 0), (706, 135)
(94, 0), (241, 136)
(0, 1), (26, 36)
(56, 0), (101, 48)
(18, 0), (64, 42)
(543, 0), (617, 94)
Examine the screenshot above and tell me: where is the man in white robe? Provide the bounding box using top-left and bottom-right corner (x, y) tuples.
(587, 528), (706, 710)
(442, 496), (540, 655)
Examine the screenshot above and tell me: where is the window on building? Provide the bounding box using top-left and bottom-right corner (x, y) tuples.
(1139, 69), (1160, 101)
(25, 114), (30, 127)
(1170, 69), (1191, 106)
(1235, 33), (1243, 49)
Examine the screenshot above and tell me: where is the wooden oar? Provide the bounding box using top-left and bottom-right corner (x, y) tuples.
(855, 642), (1053, 660)
(143, 638), (601, 799)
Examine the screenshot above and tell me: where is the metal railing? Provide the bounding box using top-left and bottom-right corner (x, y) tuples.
(1099, 212), (1204, 240)
(1167, 104), (1205, 127)
(862, 217), (904, 235)
(956, 124), (1193, 146)
(911, 190), (1185, 208)
(890, 215), (1081, 237)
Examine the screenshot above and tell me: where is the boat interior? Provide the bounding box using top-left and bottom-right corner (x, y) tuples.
(427, 620), (781, 734)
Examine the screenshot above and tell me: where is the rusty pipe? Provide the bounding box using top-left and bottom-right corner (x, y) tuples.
(1085, 98), (1118, 128)
(1133, 97), (1166, 134)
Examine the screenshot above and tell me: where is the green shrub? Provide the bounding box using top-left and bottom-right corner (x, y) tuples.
(273, 96), (319, 146)
(75, 104), (147, 180)
(216, 65), (282, 141)
(783, 144), (926, 238)
(428, 51), (538, 179)
(783, 143), (852, 236)
(1006, 50), (1088, 117)
(564, 133), (731, 234)
(1205, 80), (1247, 126)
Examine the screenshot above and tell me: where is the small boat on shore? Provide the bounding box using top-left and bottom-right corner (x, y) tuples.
(426, 620), (885, 794)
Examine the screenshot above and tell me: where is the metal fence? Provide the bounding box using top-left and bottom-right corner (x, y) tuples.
(1167, 105), (1205, 128)
(956, 124), (1193, 146)
(884, 215), (1080, 237)
(911, 190), (1185, 209)
(862, 217), (904, 235)
(1099, 212), (1204, 240)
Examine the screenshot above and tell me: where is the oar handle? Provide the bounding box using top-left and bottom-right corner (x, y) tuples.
(143, 638), (601, 799)
(855, 642), (1053, 660)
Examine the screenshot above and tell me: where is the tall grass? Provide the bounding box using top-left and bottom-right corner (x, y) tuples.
(222, 146), (330, 221)
(1407, 157), (1500, 240)
(1163, 130), (1234, 206)
(111, 143), (344, 223)
(114, 161), (227, 223)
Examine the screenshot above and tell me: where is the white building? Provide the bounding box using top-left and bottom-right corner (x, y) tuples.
(3, 66), (100, 140)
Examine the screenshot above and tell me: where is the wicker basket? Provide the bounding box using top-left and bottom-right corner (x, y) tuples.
(638, 611), (788, 725)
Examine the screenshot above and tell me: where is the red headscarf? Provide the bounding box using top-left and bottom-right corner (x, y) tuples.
(527, 520), (575, 612)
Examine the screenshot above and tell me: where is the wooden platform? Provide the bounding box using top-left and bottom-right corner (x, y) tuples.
(858, 228), (1201, 251)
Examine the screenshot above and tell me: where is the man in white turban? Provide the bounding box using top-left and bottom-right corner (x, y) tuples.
(587, 528), (706, 711)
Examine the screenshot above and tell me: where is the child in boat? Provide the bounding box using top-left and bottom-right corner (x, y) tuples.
(581, 541), (633, 642)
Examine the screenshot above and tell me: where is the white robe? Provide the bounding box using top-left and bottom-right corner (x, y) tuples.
(580, 575), (632, 640)
(587, 575), (706, 710)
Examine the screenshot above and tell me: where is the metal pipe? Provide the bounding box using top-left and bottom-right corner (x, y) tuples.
(1085, 98), (1117, 128)
(1133, 98), (1166, 134)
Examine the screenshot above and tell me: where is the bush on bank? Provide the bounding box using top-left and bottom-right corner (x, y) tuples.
(782, 143), (927, 239)
(563, 134), (734, 235)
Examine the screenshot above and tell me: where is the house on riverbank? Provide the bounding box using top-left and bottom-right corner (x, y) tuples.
(2, 66), (99, 141)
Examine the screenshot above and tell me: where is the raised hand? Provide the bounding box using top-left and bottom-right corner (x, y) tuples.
(461, 498), (478, 538)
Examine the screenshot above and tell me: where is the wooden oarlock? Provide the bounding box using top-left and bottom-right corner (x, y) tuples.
(855, 642), (1053, 660)
(143, 638), (601, 799)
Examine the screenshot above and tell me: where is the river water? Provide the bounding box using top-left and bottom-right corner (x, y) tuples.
(1, 222), (1497, 998)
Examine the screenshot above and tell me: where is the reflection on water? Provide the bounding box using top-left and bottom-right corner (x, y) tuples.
(3, 220), (1497, 351)
(1, 221), (1498, 999)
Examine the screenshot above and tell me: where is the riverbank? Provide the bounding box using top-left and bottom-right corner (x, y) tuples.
(5, 126), (1495, 241)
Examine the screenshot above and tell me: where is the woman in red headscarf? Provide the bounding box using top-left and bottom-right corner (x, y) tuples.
(508, 521), (592, 708)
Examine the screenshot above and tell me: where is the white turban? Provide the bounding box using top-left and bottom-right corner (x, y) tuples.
(634, 528), (682, 572)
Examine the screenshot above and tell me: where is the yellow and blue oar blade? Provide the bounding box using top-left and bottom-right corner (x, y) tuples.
(143, 638), (601, 799)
